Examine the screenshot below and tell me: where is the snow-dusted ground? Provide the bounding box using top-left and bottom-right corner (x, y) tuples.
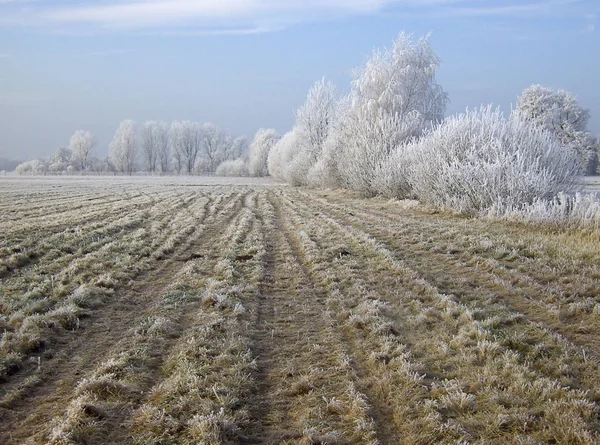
(0, 174), (285, 193)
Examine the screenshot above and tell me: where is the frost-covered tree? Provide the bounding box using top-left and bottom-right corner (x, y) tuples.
(306, 97), (351, 189)
(517, 85), (590, 150)
(287, 78), (339, 185)
(69, 130), (95, 171)
(109, 120), (137, 175)
(335, 32), (448, 196)
(352, 32), (448, 121)
(248, 128), (280, 177)
(230, 136), (249, 159)
(141, 121), (160, 173)
(202, 123), (236, 173)
(155, 122), (170, 174)
(516, 85), (597, 173)
(170, 121), (201, 175)
(48, 147), (73, 174)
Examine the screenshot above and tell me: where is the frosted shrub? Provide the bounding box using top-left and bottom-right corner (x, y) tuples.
(286, 79), (339, 186)
(336, 107), (423, 197)
(306, 132), (343, 189)
(489, 192), (600, 227)
(371, 112), (425, 199)
(306, 97), (351, 189)
(215, 158), (248, 177)
(247, 128), (280, 177)
(267, 131), (302, 183)
(408, 106), (581, 213)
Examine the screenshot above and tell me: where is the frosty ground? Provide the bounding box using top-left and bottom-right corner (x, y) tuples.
(1, 176), (600, 444)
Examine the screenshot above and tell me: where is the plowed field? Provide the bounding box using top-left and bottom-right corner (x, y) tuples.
(1, 176), (600, 444)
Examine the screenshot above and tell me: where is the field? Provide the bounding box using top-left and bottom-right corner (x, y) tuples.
(1, 176), (600, 444)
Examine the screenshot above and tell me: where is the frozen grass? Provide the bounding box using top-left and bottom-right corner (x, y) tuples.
(2, 178), (600, 444)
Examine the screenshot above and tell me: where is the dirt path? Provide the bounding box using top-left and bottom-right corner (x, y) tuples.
(241, 192), (387, 444)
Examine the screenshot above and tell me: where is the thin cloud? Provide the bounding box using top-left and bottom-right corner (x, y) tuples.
(0, 0), (592, 33)
(0, 0), (483, 32)
(437, 0), (582, 17)
(0, 53), (11, 58)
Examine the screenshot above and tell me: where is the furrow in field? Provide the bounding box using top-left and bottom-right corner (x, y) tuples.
(0, 189), (249, 444)
(303, 190), (600, 349)
(283, 189), (600, 443)
(0, 190), (185, 279)
(121, 190), (263, 445)
(0, 190), (242, 387)
(296, 190), (600, 397)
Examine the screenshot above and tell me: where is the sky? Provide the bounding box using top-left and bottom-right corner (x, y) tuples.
(1, 0), (599, 161)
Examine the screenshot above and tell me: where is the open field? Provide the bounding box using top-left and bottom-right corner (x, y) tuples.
(1, 176), (600, 444)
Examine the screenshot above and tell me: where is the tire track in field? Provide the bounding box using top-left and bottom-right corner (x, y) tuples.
(277, 191), (450, 444)
(244, 192), (380, 444)
(0, 191), (249, 445)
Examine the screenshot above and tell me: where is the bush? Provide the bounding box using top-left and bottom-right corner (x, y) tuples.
(215, 159), (248, 177)
(487, 192), (600, 228)
(335, 107), (422, 197)
(407, 106), (581, 213)
(267, 131), (302, 183)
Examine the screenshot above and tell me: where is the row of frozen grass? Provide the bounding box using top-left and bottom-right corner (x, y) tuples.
(0, 188), (221, 383)
(301, 188), (600, 322)
(281, 190), (600, 443)
(48, 192), (265, 444)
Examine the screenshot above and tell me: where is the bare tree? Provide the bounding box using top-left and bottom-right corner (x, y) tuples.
(109, 120), (137, 175)
(201, 122), (229, 173)
(170, 121), (201, 175)
(141, 121), (159, 173)
(156, 121), (170, 174)
(69, 130), (95, 171)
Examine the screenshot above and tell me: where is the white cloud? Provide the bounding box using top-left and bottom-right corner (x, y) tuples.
(0, 0), (590, 33)
(436, 0), (582, 17)
(32, 0), (401, 29)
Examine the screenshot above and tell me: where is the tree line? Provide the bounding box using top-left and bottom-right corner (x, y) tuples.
(14, 121), (280, 177)
(13, 31), (600, 217)
(263, 32), (599, 214)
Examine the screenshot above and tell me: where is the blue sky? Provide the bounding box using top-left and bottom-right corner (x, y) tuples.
(1, 0), (599, 160)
